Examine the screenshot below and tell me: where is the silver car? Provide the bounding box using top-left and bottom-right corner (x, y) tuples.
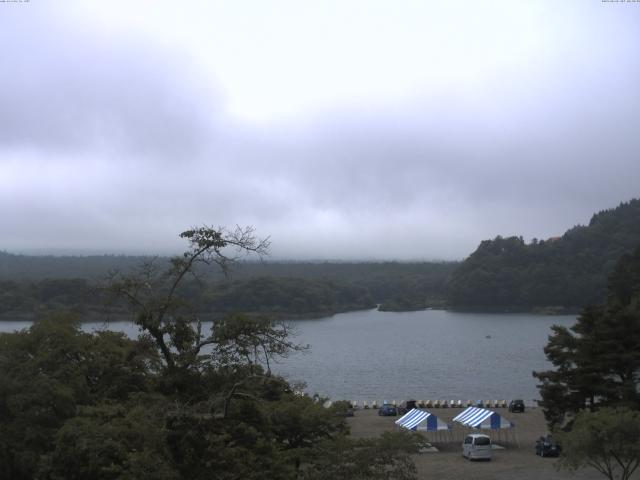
(462, 434), (492, 461)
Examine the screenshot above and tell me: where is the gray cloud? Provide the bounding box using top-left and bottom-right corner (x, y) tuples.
(1, 2), (639, 259)
(0, 6), (221, 162)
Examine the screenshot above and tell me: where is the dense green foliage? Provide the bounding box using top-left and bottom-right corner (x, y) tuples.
(0, 316), (350, 479)
(0, 260), (455, 319)
(299, 431), (424, 479)
(229, 261), (455, 311)
(0, 252), (457, 286)
(448, 199), (640, 309)
(533, 244), (640, 428)
(0, 276), (375, 320)
(204, 276), (375, 316)
(0, 226), (425, 479)
(0, 315), (162, 480)
(532, 241), (640, 480)
(556, 407), (640, 480)
(0, 279), (96, 319)
(0, 251), (145, 281)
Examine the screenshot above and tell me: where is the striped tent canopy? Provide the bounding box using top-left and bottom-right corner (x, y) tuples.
(453, 406), (513, 429)
(395, 408), (451, 431)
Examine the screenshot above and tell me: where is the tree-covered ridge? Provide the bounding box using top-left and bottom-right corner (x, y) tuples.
(0, 251), (147, 281)
(0, 260), (456, 319)
(0, 250), (457, 283)
(447, 198), (640, 309)
(4, 198), (639, 315)
(204, 277), (375, 317)
(0, 276), (376, 321)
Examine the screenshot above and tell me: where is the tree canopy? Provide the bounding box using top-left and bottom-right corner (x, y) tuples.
(557, 407), (640, 480)
(0, 226), (424, 479)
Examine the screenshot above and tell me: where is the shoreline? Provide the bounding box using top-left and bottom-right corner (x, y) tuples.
(0, 304), (580, 323)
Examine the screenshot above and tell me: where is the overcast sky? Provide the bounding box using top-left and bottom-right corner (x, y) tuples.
(1, 1), (639, 260)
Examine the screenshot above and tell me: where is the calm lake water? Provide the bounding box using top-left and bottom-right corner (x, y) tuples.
(0, 309), (576, 403)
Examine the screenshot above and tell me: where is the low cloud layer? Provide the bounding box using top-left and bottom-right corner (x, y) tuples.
(1, 2), (639, 260)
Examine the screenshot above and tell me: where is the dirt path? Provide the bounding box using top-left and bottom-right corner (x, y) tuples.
(346, 406), (625, 480)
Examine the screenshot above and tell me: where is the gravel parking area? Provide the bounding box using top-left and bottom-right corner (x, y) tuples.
(346, 406), (621, 480)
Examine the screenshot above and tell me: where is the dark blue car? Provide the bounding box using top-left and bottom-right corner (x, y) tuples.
(535, 435), (562, 457)
(509, 399), (525, 413)
(378, 404), (398, 416)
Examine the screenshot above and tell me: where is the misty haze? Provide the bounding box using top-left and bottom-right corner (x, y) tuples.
(1, 2), (639, 480)
(2, 1), (639, 260)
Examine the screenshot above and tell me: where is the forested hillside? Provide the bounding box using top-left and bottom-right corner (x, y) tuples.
(0, 251), (146, 280)
(447, 199), (640, 310)
(3, 199), (638, 317)
(0, 257), (456, 319)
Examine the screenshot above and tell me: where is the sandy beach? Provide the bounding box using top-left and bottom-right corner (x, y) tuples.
(346, 406), (618, 480)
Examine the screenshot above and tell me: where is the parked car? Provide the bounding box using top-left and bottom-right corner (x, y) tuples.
(378, 404), (398, 416)
(331, 400), (355, 417)
(398, 399), (417, 415)
(334, 407), (355, 417)
(509, 399), (525, 413)
(535, 435), (561, 457)
(462, 434), (492, 461)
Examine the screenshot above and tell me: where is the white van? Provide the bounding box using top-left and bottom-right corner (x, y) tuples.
(462, 434), (492, 460)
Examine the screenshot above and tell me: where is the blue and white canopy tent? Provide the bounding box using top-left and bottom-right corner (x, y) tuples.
(453, 407), (513, 429)
(395, 408), (452, 442)
(452, 407), (517, 445)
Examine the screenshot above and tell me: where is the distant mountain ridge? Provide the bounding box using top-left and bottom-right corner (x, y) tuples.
(2, 199), (639, 316)
(447, 198), (640, 310)
(0, 252), (151, 281)
(0, 250), (456, 319)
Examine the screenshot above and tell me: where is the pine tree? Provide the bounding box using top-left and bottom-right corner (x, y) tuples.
(533, 245), (640, 428)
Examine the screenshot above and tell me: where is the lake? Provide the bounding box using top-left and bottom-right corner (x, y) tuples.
(0, 309), (576, 404)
